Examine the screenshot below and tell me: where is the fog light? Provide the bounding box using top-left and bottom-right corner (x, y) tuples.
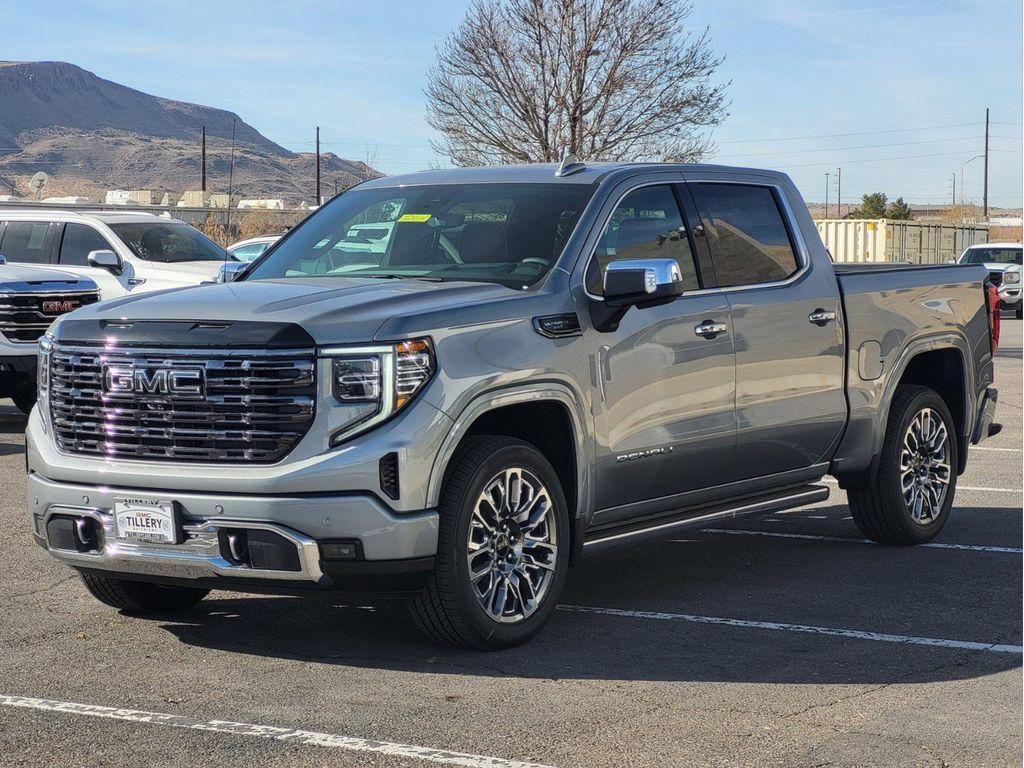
(320, 541), (360, 561)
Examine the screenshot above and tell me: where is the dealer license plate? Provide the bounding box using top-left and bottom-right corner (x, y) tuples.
(113, 498), (179, 544)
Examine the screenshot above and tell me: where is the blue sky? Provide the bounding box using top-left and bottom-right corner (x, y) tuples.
(2, 0), (1021, 207)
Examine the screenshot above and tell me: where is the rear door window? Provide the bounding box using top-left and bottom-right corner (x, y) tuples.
(0, 221), (53, 263)
(688, 183), (800, 287)
(58, 223), (114, 266)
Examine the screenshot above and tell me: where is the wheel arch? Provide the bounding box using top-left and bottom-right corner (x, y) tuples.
(839, 333), (975, 488)
(426, 384), (592, 562)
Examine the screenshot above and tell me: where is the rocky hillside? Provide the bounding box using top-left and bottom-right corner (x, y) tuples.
(0, 61), (376, 204)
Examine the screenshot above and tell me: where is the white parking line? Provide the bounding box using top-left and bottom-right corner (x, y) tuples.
(558, 606), (1023, 654)
(694, 528), (1022, 554)
(973, 446), (1021, 453)
(0, 696), (553, 768)
(821, 478), (1023, 494)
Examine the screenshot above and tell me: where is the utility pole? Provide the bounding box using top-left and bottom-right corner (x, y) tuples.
(951, 173), (955, 207)
(825, 172), (830, 218)
(983, 107), (989, 219)
(836, 168), (842, 219)
(225, 118), (236, 240)
(315, 126), (321, 206)
(200, 126), (207, 193)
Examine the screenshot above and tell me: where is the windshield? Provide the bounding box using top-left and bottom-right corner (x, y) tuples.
(246, 183), (595, 287)
(109, 222), (232, 263)
(961, 247), (1023, 266)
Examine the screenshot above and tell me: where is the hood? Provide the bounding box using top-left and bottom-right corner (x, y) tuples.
(53, 277), (523, 345)
(140, 260), (227, 281)
(0, 263), (98, 291)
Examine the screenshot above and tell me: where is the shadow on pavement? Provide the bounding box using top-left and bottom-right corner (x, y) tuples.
(155, 505), (1022, 686)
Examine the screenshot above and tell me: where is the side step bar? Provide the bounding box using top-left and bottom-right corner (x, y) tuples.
(583, 484), (830, 550)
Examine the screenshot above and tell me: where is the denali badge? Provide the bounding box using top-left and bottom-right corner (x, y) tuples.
(616, 446), (674, 463)
(41, 299), (78, 314)
(102, 365), (206, 398)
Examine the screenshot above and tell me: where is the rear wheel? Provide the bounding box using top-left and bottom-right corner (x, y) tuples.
(410, 436), (569, 649)
(79, 572), (209, 613)
(848, 385), (957, 545)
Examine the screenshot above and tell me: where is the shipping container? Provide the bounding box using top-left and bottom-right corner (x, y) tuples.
(815, 219), (989, 264)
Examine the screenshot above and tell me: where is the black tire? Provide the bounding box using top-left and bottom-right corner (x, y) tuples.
(410, 436), (570, 650)
(1015, 304), (1022, 320)
(12, 388), (35, 415)
(848, 385), (958, 545)
(79, 572), (209, 613)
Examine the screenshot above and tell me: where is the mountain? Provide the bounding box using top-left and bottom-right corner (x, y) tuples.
(0, 61), (377, 204)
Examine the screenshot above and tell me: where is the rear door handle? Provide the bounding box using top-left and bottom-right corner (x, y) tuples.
(694, 320), (728, 339)
(808, 309), (836, 326)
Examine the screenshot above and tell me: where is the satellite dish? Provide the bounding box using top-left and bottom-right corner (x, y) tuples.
(29, 171), (48, 199)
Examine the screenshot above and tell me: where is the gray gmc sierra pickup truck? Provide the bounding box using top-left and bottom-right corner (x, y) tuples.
(27, 162), (1001, 649)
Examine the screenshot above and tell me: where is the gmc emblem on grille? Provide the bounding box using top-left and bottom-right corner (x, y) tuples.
(42, 299), (78, 314)
(102, 365), (206, 398)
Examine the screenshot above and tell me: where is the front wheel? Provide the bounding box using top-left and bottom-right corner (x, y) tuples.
(79, 572), (210, 613)
(1015, 304), (1022, 320)
(848, 385), (958, 545)
(11, 387), (35, 415)
(410, 436), (569, 649)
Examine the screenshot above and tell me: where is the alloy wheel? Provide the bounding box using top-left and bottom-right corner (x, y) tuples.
(466, 467), (558, 623)
(899, 407), (951, 525)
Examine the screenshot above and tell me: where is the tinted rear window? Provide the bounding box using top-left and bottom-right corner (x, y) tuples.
(0, 221), (51, 263)
(690, 184), (800, 287)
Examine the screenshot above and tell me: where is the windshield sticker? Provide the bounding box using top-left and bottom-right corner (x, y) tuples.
(398, 213), (432, 223)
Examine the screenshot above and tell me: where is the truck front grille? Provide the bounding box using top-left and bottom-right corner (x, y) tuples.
(0, 291), (100, 343)
(988, 271), (1003, 287)
(49, 345), (316, 463)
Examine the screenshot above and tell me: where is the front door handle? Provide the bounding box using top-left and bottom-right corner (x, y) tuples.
(694, 320), (728, 339)
(808, 309), (836, 326)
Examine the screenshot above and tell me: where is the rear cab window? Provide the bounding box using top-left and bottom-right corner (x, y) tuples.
(688, 183), (801, 287)
(0, 220), (54, 264)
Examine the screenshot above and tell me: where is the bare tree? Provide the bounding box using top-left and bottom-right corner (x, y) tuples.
(426, 0), (727, 165)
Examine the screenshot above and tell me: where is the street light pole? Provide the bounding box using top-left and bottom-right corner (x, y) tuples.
(983, 107), (989, 219)
(959, 154), (984, 209)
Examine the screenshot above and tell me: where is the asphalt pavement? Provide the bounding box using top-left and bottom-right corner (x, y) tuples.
(1, 319), (1021, 768)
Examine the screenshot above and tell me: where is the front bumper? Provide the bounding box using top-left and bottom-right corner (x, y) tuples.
(27, 472), (438, 594)
(998, 286), (1021, 308)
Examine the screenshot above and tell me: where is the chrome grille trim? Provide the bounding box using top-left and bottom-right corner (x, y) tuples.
(49, 344), (316, 463)
(0, 291), (100, 343)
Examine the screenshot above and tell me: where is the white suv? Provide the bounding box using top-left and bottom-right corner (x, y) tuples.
(0, 209), (236, 299)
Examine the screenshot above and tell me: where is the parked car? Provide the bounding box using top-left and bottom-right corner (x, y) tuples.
(227, 235), (280, 262)
(958, 243), (1022, 318)
(27, 162), (1001, 649)
(0, 209), (236, 298)
(0, 258), (98, 412)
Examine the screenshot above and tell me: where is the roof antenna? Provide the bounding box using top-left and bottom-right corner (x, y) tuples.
(555, 152), (586, 178)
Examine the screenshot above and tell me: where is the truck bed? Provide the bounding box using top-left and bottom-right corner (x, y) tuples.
(830, 260), (992, 474)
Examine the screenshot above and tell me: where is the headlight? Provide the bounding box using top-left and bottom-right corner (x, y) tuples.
(1002, 271), (1020, 285)
(324, 338), (435, 445)
(37, 333), (52, 433)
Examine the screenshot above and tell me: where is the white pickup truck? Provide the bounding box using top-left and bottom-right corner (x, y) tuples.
(0, 209), (234, 299)
(0, 208), (234, 409)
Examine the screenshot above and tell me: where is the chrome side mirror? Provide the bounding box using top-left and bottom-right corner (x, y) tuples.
(603, 259), (684, 306)
(591, 258), (686, 332)
(217, 261), (248, 283)
(87, 249), (123, 275)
